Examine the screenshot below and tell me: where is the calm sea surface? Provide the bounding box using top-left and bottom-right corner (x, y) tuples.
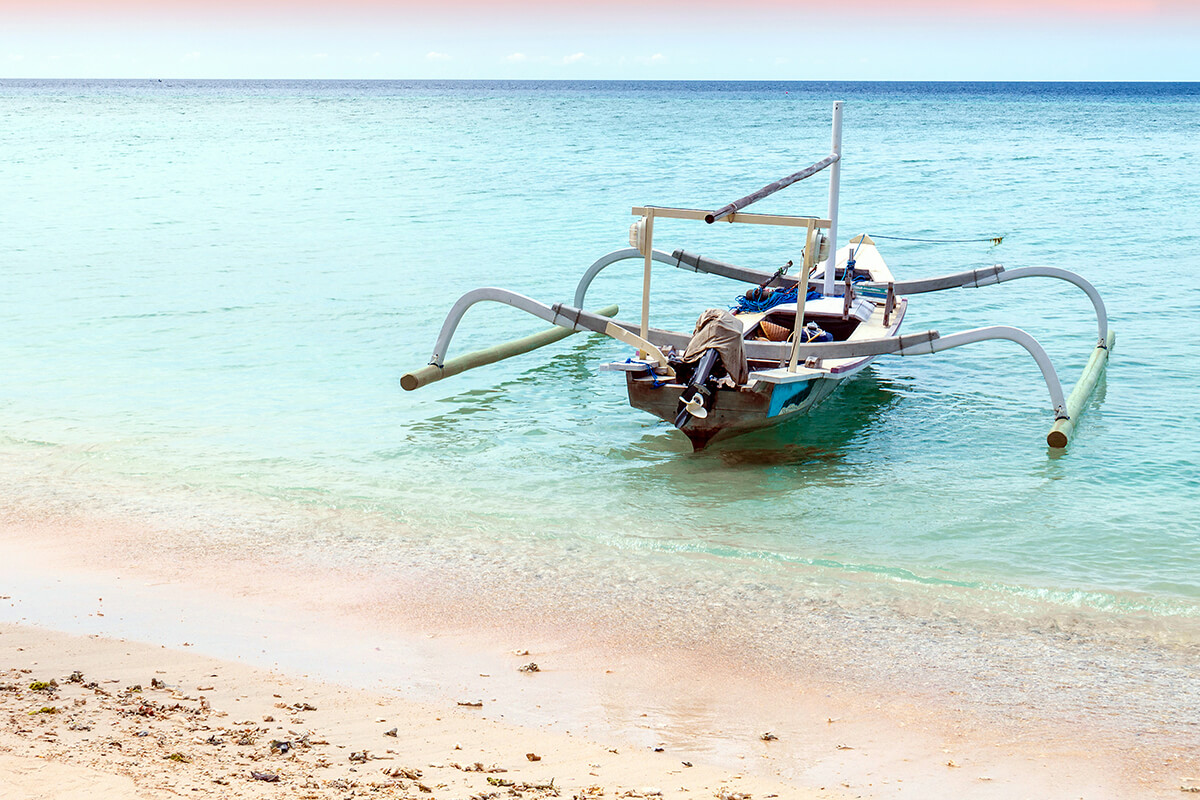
(2, 80), (1199, 740)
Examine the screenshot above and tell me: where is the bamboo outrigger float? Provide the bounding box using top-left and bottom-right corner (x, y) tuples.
(404, 102), (1113, 452)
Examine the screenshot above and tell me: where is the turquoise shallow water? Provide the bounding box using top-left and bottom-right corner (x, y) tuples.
(2, 82), (1199, 683)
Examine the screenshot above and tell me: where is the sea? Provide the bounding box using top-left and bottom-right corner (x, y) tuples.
(2, 79), (1199, 775)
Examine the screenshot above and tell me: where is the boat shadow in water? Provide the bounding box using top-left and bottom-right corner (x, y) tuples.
(621, 369), (907, 468)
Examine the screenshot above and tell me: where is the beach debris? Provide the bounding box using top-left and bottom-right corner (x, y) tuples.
(382, 766), (422, 779)
(1182, 787), (1200, 794)
(682, 761), (693, 767)
(350, 750), (370, 763)
(249, 770), (279, 782)
(715, 790), (752, 800)
(526, 752), (542, 761)
(452, 762), (507, 773)
(457, 700), (484, 707)
(165, 752), (191, 763)
(513, 649), (530, 656)
(150, 678), (165, 689)
(519, 662), (541, 673)
(947, 760), (960, 768)
(384, 727), (398, 737)
(270, 739), (292, 755)
(28, 680), (56, 692)
(28, 706), (58, 715)
(653, 747), (664, 752)
(67, 671), (85, 684)
(197, 685), (214, 691)
(263, 714), (274, 722)
(417, 783), (433, 793)
(487, 776), (515, 787)
(577, 786), (604, 797)
(759, 731), (777, 741)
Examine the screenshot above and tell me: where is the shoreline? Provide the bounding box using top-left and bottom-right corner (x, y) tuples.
(2, 503), (1196, 798)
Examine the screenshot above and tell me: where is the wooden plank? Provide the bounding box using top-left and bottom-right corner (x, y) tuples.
(640, 212), (655, 355)
(788, 225), (817, 372)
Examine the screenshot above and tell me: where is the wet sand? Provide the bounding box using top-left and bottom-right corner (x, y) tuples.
(1, 505), (1195, 799)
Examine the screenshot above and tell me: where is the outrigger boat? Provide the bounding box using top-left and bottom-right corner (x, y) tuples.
(403, 102), (1113, 451)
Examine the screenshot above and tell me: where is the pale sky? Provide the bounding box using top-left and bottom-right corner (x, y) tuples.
(3, 0), (1198, 80)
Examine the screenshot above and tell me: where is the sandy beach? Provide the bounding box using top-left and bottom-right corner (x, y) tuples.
(3, 501), (1196, 800)
(0, 622), (822, 800)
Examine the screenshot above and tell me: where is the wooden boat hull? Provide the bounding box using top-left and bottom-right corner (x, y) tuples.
(627, 371), (843, 450)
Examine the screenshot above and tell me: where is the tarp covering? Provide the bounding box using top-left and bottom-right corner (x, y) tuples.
(682, 309), (749, 385)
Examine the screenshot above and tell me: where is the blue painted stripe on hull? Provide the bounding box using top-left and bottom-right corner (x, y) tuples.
(767, 379), (815, 417)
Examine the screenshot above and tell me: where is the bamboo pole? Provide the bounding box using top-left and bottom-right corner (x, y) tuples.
(401, 304), (619, 391)
(1046, 330), (1116, 448)
(704, 153), (840, 224)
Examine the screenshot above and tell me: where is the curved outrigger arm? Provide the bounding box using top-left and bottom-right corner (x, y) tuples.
(864, 265), (1109, 346)
(573, 248), (679, 309)
(413, 288), (672, 390)
(430, 287), (669, 369)
(893, 325), (1068, 420)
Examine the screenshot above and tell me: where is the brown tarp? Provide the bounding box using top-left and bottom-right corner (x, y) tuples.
(681, 309), (749, 385)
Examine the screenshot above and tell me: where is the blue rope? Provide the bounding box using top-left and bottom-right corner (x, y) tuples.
(733, 286), (823, 314)
(623, 358), (668, 387)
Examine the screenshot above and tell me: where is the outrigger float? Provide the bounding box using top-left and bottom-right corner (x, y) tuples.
(403, 102), (1113, 451)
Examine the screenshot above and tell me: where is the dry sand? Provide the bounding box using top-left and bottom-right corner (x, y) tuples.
(0, 623), (818, 800)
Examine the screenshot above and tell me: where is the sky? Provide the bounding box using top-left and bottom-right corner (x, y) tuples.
(3, 0), (1198, 80)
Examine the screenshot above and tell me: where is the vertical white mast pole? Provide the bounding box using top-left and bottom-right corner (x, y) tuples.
(822, 101), (844, 298)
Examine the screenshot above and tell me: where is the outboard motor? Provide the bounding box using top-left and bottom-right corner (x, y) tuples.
(674, 348), (721, 428)
(672, 309), (749, 430)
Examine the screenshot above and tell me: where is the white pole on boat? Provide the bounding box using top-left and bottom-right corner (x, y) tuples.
(822, 101), (844, 298)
